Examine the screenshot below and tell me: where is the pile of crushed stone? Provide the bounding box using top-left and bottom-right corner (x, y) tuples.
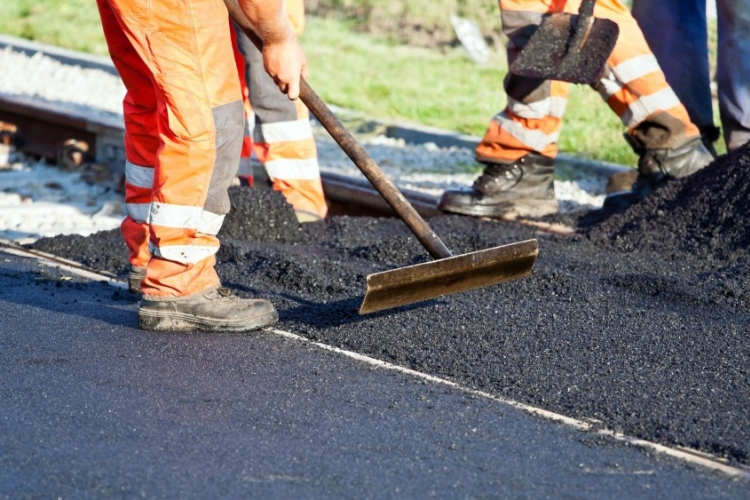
(31, 148), (750, 466)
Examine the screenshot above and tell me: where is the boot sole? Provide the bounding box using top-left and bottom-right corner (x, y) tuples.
(138, 309), (279, 333)
(439, 199), (559, 218)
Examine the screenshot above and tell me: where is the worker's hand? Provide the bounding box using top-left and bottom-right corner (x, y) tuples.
(230, 0), (307, 98)
(262, 35), (308, 100)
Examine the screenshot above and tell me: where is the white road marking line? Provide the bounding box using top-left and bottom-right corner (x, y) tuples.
(0, 243), (127, 289)
(2, 243), (748, 480)
(270, 328), (750, 480)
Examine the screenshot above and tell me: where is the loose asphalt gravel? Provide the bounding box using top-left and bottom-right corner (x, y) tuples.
(31, 143), (750, 468)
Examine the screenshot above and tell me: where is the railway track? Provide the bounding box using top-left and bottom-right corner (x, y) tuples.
(0, 89), (584, 236)
(0, 90), (442, 218)
(0, 34), (626, 231)
(0, 91), (583, 237)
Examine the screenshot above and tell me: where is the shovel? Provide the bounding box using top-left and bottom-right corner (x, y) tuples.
(509, 0), (619, 84)
(226, 2), (539, 315)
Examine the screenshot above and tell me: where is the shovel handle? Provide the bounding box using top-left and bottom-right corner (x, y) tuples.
(224, 0), (452, 260)
(570, 0), (596, 51)
(299, 80), (452, 260)
(578, 0), (595, 19)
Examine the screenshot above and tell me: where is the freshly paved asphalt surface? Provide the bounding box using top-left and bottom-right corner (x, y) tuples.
(1, 251), (748, 499)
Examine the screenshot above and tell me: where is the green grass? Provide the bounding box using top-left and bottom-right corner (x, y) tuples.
(302, 18), (509, 137)
(0, 0), (109, 56)
(6, 0), (726, 165)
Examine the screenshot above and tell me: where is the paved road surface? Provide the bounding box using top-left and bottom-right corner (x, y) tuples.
(0, 251), (747, 499)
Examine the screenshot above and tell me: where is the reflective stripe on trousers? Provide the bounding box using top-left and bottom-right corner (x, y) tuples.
(97, 0), (244, 297)
(476, 0), (700, 163)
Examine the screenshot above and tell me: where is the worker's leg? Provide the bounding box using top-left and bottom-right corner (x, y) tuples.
(106, 0), (244, 299)
(439, 0), (565, 218)
(474, 0), (571, 164)
(96, 0), (157, 293)
(98, 0), (277, 331)
(717, 0), (750, 151)
(631, 0), (717, 142)
(590, 0), (714, 208)
(591, 0), (702, 150)
(234, 3), (328, 222)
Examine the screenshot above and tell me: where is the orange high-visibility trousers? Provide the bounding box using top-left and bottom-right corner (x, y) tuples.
(97, 0), (244, 298)
(232, 0), (328, 221)
(476, 0), (701, 163)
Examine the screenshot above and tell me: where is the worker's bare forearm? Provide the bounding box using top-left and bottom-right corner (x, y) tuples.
(236, 0), (295, 45)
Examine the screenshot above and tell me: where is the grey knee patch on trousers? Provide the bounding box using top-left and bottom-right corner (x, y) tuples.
(206, 99), (244, 215)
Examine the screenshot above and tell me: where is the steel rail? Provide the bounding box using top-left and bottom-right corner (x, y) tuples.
(0, 92), (441, 218)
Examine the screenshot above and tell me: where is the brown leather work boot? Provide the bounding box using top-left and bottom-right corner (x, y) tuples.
(139, 286), (278, 333)
(603, 136), (714, 209)
(438, 153), (558, 218)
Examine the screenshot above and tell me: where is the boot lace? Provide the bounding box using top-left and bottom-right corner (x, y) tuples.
(473, 162), (521, 192)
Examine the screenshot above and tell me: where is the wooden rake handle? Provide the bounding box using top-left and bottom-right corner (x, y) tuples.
(579, 0), (596, 18)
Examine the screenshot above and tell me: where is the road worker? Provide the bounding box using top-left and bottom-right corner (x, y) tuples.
(232, 0), (328, 223)
(439, 0), (715, 218)
(96, 0), (305, 332)
(632, 0), (750, 154)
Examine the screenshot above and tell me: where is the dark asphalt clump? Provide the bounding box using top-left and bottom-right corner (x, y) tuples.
(30, 151), (750, 466)
(33, 227), (129, 276)
(219, 186), (306, 244)
(585, 143), (750, 254)
(510, 13), (618, 84)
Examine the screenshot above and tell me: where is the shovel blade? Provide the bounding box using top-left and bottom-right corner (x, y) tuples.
(359, 239), (538, 315)
(509, 13), (619, 84)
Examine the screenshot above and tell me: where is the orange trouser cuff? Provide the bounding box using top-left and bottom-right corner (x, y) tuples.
(142, 256), (220, 298)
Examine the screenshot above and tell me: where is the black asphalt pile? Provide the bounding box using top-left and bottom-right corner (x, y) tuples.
(34, 228), (130, 277)
(582, 142), (750, 255)
(31, 153), (750, 466)
(220, 186), (306, 244)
